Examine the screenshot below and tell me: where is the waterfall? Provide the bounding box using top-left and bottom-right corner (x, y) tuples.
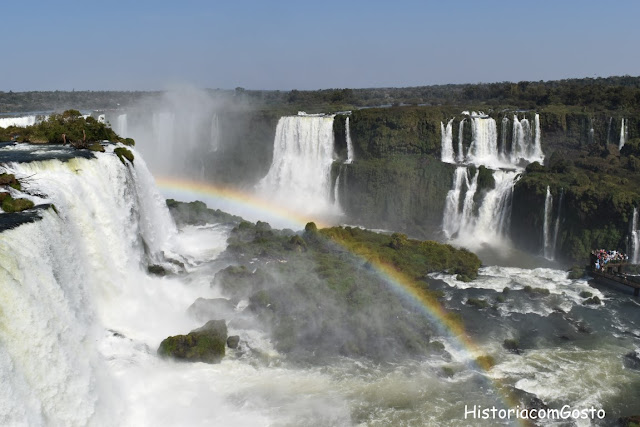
(442, 167), (467, 238)
(333, 165), (344, 211)
(551, 189), (564, 259)
(0, 114), (46, 128)
(345, 117), (354, 164)
(116, 113), (128, 137)
(606, 117), (613, 145)
(511, 116), (530, 163)
(441, 119), (455, 163)
(466, 170), (517, 243)
(0, 147), (178, 425)
(98, 114), (106, 124)
(467, 114), (498, 166)
(500, 116), (509, 161)
(210, 113), (220, 152)
(543, 186), (554, 260)
(458, 168), (479, 235)
(532, 114), (543, 161)
(258, 115), (337, 216)
(631, 208), (640, 264)
(620, 118), (627, 151)
(457, 119), (465, 162)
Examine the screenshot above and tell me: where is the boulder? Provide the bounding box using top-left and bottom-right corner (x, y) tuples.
(623, 350), (640, 370)
(157, 320), (228, 364)
(227, 335), (240, 349)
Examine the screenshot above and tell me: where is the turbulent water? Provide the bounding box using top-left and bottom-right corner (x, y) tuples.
(1, 142), (639, 426)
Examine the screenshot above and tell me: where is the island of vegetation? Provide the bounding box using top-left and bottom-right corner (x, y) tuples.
(159, 200), (482, 365)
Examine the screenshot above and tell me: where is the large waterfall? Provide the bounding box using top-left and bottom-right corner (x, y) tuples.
(0, 146), (186, 425)
(543, 186), (554, 260)
(441, 111), (543, 247)
(258, 115), (339, 216)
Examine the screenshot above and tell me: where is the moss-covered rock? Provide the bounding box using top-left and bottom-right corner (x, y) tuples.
(583, 296), (602, 305)
(568, 266), (585, 279)
(121, 137), (135, 146)
(523, 285), (550, 296)
(475, 355), (495, 370)
(88, 143), (105, 152)
(466, 298), (490, 309)
(503, 338), (521, 354)
(114, 147), (134, 164)
(157, 320), (228, 363)
(2, 196), (34, 213)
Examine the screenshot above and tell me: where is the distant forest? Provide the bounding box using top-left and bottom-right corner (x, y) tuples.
(1, 75), (639, 113)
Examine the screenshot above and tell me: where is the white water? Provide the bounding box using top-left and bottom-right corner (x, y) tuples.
(345, 116), (354, 164)
(258, 115), (339, 217)
(543, 186), (554, 260)
(440, 119), (454, 163)
(442, 167), (467, 238)
(466, 114), (498, 167)
(631, 207), (640, 263)
(500, 116), (509, 161)
(619, 118), (628, 151)
(334, 166), (343, 211)
(0, 114), (47, 128)
(456, 119), (465, 163)
(442, 112), (545, 248)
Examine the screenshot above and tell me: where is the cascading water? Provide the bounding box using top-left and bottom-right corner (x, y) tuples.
(345, 116), (354, 164)
(440, 119), (454, 163)
(457, 119), (465, 162)
(333, 165), (343, 210)
(619, 118), (628, 151)
(500, 116), (509, 161)
(442, 167), (467, 238)
(466, 113), (498, 166)
(532, 114), (543, 161)
(0, 114), (47, 128)
(543, 186), (554, 260)
(258, 115), (339, 216)
(0, 147), (182, 425)
(551, 188), (563, 258)
(631, 207), (640, 264)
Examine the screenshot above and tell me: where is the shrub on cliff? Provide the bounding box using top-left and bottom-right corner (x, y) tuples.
(114, 147), (134, 164)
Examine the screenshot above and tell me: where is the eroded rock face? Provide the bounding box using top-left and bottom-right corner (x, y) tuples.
(157, 320), (228, 364)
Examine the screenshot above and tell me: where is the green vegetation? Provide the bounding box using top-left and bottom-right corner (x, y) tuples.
(1, 195), (34, 213)
(466, 298), (490, 309)
(201, 218), (480, 362)
(0, 173), (21, 190)
(3, 76), (640, 113)
(0, 110), (124, 145)
(166, 199), (243, 226)
(157, 320), (227, 364)
(114, 147), (134, 164)
(523, 286), (551, 296)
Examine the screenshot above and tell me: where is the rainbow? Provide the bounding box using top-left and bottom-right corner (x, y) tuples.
(156, 175), (523, 421)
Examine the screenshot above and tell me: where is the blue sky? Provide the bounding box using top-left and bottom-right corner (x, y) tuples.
(4, 0), (639, 91)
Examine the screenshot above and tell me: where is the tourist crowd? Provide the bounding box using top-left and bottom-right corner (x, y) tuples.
(592, 249), (628, 270)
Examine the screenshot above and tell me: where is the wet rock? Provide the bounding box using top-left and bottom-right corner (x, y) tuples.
(583, 296), (601, 305)
(148, 264), (168, 276)
(157, 320), (228, 364)
(623, 350), (640, 370)
(227, 335), (240, 349)
(503, 338), (521, 354)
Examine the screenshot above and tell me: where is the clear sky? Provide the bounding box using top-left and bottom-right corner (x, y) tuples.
(3, 0), (639, 91)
